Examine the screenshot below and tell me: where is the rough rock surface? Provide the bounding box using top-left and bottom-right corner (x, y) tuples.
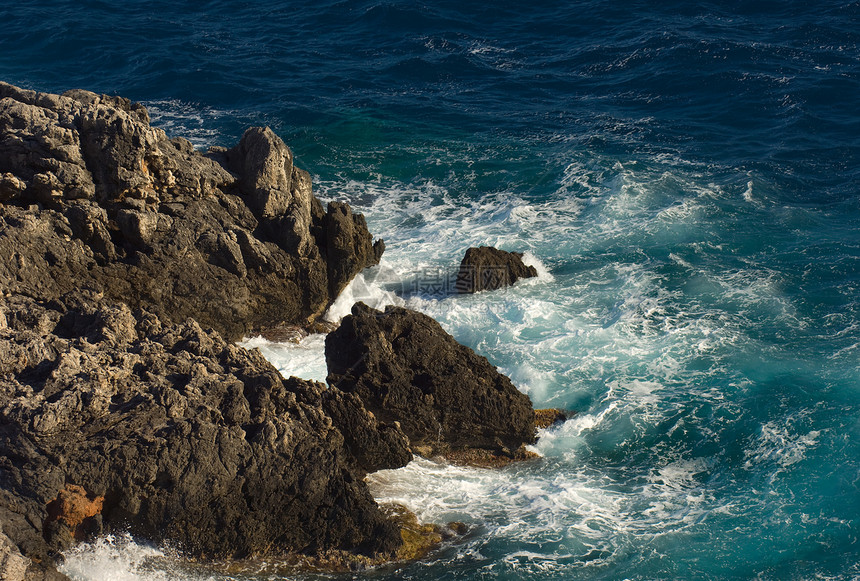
(534, 408), (571, 429)
(0, 530), (32, 581)
(325, 303), (536, 458)
(0, 82), (538, 577)
(0, 295), (412, 575)
(0, 82), (383, 341)
(455, 246), (537, 293)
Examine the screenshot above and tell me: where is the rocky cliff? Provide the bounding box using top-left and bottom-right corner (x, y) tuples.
(0, 82), (395, 579)
(0, 83), (542, 580)
(0, 82), (383, 341)
(0, 294), (412, 579)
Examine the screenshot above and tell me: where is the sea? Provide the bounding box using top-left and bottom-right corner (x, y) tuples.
(2, 1), (859, 579)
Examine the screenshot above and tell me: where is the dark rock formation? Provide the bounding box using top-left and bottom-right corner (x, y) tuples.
(0, 82), (537, 577)
(0, 294), (412, 577)
(455, 246), (537, 293)
(325, 303), (536, 459)
(0, 82), (382, 341)
(316, 388), (412, 475)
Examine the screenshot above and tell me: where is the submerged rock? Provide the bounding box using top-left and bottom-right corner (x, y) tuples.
(325, 303), (536, 460)
(0, 82), (382, 341)
(455, 246), (537, 293)
(0, 295), (410, 575)
(381, 504), (467, 561)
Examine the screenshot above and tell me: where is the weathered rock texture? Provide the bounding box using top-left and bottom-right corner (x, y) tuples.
(0, 82), (540, 577)
(325, 303), (536, 459)
(0, 530), (32, 581)
(0, 295), (412, 578)
(455, 246), (537, 293)
(534, 408), (571, 429)
(0, 82), (383, 341)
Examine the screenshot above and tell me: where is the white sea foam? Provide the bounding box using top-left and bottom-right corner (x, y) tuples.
(331, 162), (802, 574)
(59, 534), (210, 581)
(241, 333), (328, 382)
(324, 265), (404, 322)
(215, 154), (824, 577)
(367, 451), (723, 572)
(744, 418), (822, 472)
(144, 100), (234, 149)
(467, 41), (521, 70)
(520, 251), (554, 283)
(743, 179), (755, 202)
(311, 164), (797, 411)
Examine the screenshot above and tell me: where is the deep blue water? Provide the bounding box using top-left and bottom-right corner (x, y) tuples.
(3, 1), (859, 579)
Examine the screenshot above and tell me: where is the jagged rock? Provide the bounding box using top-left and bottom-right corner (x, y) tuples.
(0, 173), (27, 202)
(317, 389), (412, 475)
(0, 295), (411, 572)
(0, 82), (383, 340)
(63, 201), (116, 262)
(0, 531), (30, 581)
(1, 82), (531, 577)
(325, 201), (385, 299)
(455, 246), (537, 293)
(226, 126), (295, 219)
(325, 303), (536, 459)
(115, 208), (159, 248)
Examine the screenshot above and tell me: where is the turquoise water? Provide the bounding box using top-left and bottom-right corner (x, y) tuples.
(3, 1), (859, 579)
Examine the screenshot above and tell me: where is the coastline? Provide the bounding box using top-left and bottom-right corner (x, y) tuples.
(0, 82), (550, 579)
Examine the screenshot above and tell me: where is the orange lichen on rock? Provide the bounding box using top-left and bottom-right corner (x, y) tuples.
(45, 484), (104, 541)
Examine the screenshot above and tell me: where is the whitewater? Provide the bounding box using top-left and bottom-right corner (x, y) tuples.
(60, 159), (860, 580)
(3, 0), (858, 579)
